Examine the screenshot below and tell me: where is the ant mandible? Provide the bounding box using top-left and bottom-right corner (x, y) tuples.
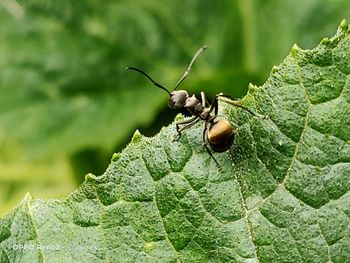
(126, 46), (256, 169)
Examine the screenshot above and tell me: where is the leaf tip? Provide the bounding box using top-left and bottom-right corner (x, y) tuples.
(248, 83), (258, 92)
(23, 192), (33, 202)
(111, 152), (121, 161)
(321, 37), (331, 45)
(85, 173), (97, 181)
(24, 192), (33, 200)
(131, 129), (142, 143)
(271, 65), (279, 73)
(174, 113), (184, 121)
(340, 19), (348, 30)
(291, 43), (301, 58)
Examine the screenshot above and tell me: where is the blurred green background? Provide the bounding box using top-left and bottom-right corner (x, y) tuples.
(1, 0), (350, 216)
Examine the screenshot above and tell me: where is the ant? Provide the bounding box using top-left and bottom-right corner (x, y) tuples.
(126, 46), (256, 169)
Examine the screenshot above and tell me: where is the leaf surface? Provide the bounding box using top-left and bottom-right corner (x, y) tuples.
(1, 22), (350, 263)
(3, 0), (350, 216)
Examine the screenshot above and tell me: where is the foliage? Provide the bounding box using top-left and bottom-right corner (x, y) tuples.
(2, 0), (350, 216)
(0, 20), (349, 262)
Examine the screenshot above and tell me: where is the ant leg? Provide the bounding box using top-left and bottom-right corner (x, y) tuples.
(204, 145), (221, 170)
(202, 123), (221, 170)
(209, 94), (219, 116)
(218, 94), (256, 116)
(176, 118), (200, 138)
(201, 92), (209, 107)
(173, 116), (199, 141)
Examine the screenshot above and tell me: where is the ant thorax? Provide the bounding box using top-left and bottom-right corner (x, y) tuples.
(184, 94), (211, 121)
(184, 95), (199, 108)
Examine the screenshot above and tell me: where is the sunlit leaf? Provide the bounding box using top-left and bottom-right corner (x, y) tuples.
(1, 21), (349, 262)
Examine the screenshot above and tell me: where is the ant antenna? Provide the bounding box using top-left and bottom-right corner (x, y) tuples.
(173, 45), (208, 90)
(126, 67), (171, 95)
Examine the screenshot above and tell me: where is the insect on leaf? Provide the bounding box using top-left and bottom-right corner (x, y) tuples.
(1, 21), (350, 263)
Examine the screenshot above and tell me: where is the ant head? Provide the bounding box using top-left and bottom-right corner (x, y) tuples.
(169, 90), (189, 109)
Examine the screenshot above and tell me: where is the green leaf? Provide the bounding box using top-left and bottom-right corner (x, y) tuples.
(1, 21), (350, 263)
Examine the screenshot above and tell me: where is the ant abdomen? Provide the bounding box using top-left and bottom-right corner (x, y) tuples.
(207, 120), (235, 152)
